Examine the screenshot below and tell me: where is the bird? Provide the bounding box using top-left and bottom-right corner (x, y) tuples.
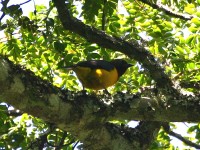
(63, 59), (133, 90)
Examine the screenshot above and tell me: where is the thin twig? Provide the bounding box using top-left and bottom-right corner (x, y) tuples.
(0, 13), (5, 22)
(138, 0), (193, 20)
(102, 0), (107, 31)
(19, 0), (32, 6)
(163, 123), (200, 149)
(72, 141), (80, 150)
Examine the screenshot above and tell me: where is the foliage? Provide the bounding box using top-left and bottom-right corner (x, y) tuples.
(0, 0), (199, 149)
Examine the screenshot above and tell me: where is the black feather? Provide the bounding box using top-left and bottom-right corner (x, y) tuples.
(75, 60), (114, 71)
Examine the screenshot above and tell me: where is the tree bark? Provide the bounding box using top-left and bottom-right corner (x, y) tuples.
(0, 56), (199, 149)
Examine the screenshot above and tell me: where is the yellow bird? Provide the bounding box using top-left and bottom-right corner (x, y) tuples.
(64, 59), (133, 90)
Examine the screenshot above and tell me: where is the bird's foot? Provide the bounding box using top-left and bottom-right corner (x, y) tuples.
(103, 89), (111, 96)
(81, 90), (87, 95)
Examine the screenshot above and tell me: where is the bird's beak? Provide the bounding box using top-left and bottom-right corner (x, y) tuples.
(127, 64), (133, 68)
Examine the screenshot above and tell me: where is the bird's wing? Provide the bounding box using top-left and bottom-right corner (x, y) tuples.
(76, 60), (114, 71)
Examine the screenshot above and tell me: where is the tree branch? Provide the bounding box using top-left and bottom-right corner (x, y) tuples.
(0, 0), (9, 22)
(0, 13), (5, 22)
(52, 0), (181, 98)
(163, 123), (200, 149)
(102, 0), (107, 31)
(18, 0), (31, 6)
(106, 121), (161, 149)
(0, 56), (158, 149)
(0, 57), (200, 122)
(0, 56), (199, 149)
(28, 129), (48, 149)
(138, 0), (193, 20)
(180, 81), (200, 90)
(6, 110), (23, 117)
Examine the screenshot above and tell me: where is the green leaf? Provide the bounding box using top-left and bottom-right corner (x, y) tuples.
(86, 53), (101, 60)
(187, 62), (195, 70)
(129, 8), (136, 14)
(0, 104), (8, 111)
(57, 60), (65, 68)
(106, 1), (117, 16)
(53, 41), (66, 53)
(140, 21), (151, 28)
(191, 17), (200, 26)
(176, 46), (185, 55)
(184, 4), (195, 14)
(109, 22), (120, 32)
(0, 24), (7, 30)
(7, 5), (22, 17)
(186, 35), (194, 44)
(189, 26), (198, 32)
(82, 0), (102, 22)
(46, 18), (54, 27)
(188, 125), (198, 133)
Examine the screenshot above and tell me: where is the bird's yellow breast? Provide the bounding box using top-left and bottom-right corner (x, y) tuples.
(73, 66), (118, 90)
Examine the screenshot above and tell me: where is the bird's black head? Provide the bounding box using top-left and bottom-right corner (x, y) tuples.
(110, 59), (133, 77)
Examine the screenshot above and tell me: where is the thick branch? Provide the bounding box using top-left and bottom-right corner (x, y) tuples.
(52, 0), (181, 98)
(180, 81), (200, 90)
(1, 57), (200, 122)
(106, 121), (161, 149)
(0, 57), (161, 149)
(138, 0), (193, 20)
(0, 57), (199, 148)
